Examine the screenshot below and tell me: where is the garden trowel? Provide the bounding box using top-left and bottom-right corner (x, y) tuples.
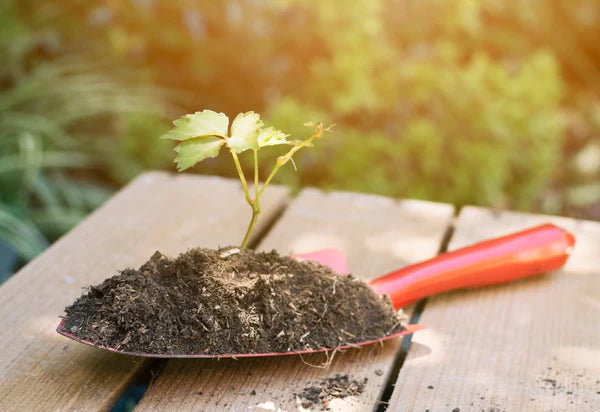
(57, 223), (575, 358)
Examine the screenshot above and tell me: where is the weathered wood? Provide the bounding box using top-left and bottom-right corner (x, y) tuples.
(0, 171), (288, 411)
(389, 206), (600, 411)
(135, 188), (454, 411)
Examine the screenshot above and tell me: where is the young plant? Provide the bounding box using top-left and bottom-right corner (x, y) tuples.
(161, 110), (329, 249)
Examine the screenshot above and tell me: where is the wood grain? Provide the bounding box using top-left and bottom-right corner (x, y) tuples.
(135, 188), (454, 411)
(389, 206), (600, 411)
(0, 171), (288, 412)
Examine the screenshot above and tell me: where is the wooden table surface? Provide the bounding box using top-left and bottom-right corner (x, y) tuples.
(0, 171), (598, 412)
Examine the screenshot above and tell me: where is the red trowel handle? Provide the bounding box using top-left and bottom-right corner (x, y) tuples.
(369, 224), (575, 310)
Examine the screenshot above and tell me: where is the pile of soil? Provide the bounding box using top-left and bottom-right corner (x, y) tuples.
(62, 247), (404, 355)
(296, 374), (368, 410)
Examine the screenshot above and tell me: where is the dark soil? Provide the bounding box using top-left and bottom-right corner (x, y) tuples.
(63, 247), (404, 355)
(296, 374), (367, 410)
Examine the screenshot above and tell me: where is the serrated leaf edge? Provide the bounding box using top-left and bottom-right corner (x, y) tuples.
(160, 110), (229, 141)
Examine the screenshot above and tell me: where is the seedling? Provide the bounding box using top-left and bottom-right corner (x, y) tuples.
(161, 110), (330, 249)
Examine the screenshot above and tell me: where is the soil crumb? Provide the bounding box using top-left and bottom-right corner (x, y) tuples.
(296, 374), (367, 410)
(63, 247), (404, 355)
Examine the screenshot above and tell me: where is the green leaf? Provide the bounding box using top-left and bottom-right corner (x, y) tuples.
(257, 127), (290, 148)
(227, 112), (263, 153)
(174, 137), (225, 171)
(161, 110), (229, 141)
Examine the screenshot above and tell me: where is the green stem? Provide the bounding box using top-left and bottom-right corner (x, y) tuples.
(229, 148), (252, 206)
(230, 148), (262, 249)
(240, 202), (260, 250)
(231, 123), (325, 249)
(258, 125), (322, 197)
(253, 150), (259, 200)
(239, 149), (262, 249)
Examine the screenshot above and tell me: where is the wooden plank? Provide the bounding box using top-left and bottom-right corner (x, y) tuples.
(390, 206), (600, 411)
(135, 188), (454, 411)
(0, 171), (288, 411)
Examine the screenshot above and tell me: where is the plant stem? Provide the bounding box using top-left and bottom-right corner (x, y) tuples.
(253, 150), (259, 200)
(239, 150), (262, 249)
(258, 123), (323, 198)
(240, 201), (260, 250)
(231, 123), (325, 249)
(230, 148), (262, 249)
(229, 148), (252, 206)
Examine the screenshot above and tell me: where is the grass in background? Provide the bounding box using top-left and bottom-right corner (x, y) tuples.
(0, 0), (171, 278)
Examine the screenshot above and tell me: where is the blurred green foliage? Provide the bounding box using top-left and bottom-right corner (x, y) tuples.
(78, 0), (596, 211)
(0, 0), (170, 265)
(2, 0), (600, 272)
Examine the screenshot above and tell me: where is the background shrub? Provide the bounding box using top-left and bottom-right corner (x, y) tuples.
(2, 0), (600, 277)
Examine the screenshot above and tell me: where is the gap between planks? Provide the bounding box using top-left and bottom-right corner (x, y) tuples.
(375, 218), (458, 412)
(389, 206), (600, 412)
